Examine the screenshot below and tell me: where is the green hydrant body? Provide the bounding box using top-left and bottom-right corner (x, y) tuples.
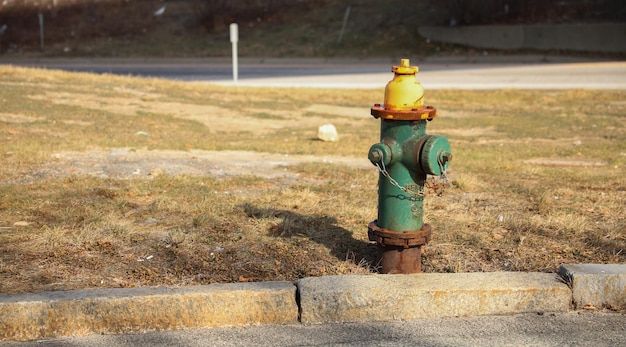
(368, 59), (452, 274)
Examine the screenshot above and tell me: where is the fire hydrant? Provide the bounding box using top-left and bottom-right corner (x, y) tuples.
(368, 59), (452, 274)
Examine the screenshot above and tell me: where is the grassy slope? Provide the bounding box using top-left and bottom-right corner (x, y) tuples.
(0, 66), (624, 293)
(1, 0), (433, 58)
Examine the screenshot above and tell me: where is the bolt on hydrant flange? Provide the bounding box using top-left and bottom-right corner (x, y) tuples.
(368, 59), (452, 274)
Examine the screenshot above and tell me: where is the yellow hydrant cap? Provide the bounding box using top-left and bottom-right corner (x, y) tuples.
(384, 59), (424, 111)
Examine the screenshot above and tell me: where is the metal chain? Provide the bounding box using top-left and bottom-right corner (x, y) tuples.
(374, 155), (450, 197)
(438, 154), (450, 186)
(429, 154), (450, 196)
(374, 160), (424, 197)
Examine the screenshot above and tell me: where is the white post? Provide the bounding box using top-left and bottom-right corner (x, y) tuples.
(230, 23), (239, 84)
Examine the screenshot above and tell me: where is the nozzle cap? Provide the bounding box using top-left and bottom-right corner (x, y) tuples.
(420, 135), (452, 176)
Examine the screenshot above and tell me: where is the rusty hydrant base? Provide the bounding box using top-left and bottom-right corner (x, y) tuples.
(368, 221), (431, 273)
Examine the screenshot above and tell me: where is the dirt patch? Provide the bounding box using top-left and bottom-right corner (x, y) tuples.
(303, 104), (369, 119)
(436, 127), (499, 137)
(25, 93), (365, 134)
(436, 110), (474, 119)
(525, 158), (609, 167)
(14, 148), (371, 184)
(0, 113), (41, 123)
(112, 86), (162, 99)
(28, 91), (290, 133)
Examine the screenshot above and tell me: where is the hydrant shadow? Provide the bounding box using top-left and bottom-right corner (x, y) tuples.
(241, 203), (378, 271)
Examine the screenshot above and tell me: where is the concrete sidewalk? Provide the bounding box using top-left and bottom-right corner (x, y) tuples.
(1, 264), (624, 341)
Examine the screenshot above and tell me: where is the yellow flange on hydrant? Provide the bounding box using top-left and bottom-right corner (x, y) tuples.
(368, 59), (452, 274)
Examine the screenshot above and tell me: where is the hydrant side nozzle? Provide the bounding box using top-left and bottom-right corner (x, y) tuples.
(368, 143), (392, 166)
(419, 135), (452, 176)
(369, 148), (383, 163)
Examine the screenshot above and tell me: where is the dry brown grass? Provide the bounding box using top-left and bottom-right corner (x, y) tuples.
(0, 66), (624, 294)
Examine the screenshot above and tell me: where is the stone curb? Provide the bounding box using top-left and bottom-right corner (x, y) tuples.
(1, 266), (624, 341)
(559, 264), (626, 310)
(298, 272), (571, 324)
(0, 282), (297, 341)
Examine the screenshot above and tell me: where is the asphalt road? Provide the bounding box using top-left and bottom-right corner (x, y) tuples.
(5, 57), (626, 89)
(2, 311), (624, 347)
